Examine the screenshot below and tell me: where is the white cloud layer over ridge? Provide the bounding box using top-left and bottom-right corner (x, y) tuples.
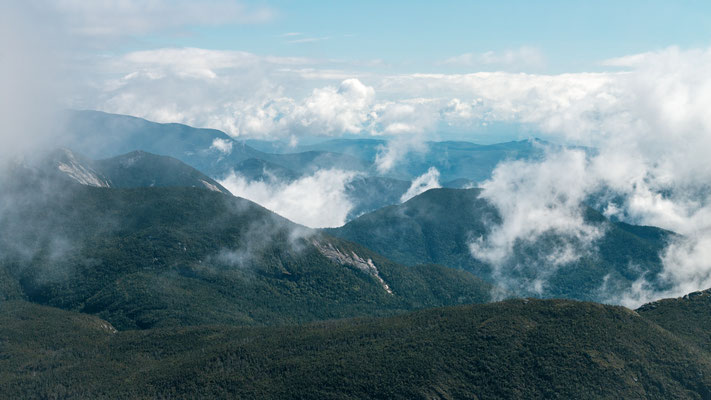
(73, 45), (677, 145)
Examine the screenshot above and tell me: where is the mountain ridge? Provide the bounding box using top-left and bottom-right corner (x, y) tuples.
(0, 166), (493, 330)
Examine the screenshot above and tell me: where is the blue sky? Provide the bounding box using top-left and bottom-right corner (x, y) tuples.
(135, 0), (711, 73)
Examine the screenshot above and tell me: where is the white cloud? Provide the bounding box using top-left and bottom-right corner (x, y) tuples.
(400, 167), (441, 202)
(81, 49), (385, 139)
(287, 37), (330, 44)
(77, 47), (616, 149)
(42, 0), (273, 38)
(450, 47), (711, 305)
(288, 78), (375, 135)
(374, 134), (429, 174)
(210, 138), (233, 155)
(441, 47), (546, 71)
(218, 169), (359, 228)
(470, 148), (604, 267)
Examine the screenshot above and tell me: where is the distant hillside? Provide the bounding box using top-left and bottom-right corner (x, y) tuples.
(2, 298), (710, 398)
(95, 150), (231, 194)
(34, 148), (232, 194)
(61, 110), (370, 179)
(63, 111), (560, 182)
(59, 111), (578, 224)
(327, 188), (674, 301)
(249, 137), (550, 182)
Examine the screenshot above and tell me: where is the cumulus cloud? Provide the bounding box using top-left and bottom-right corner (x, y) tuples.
(81, 50), (384, 139)
(78, 46), (617, 149)
(288, 78), (375, 135)
(400, 167), (441, 202)
(218, 169), (359, 228)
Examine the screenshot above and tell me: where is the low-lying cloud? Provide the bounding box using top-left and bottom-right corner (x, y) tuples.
(461, 47), (711, 306)
(400, 167), (441, 202)
(470, 149), (604, 267)
(218, 169), (359, 228)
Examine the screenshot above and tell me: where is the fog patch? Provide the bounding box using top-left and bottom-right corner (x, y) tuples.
(210, 138), (234, 155)
(400, 167), (441, 202)
(219, 169), (359, 228)
(212, 217), (314, 269)
(374, 134), (429, 174)
(0, 3), (66, 160)
(470, 149), (604, 267)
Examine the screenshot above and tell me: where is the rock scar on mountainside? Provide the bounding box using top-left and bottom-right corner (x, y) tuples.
(56, 149), (111, 188)
(312, 240), (393, 294)
(200, 179), (222, 192)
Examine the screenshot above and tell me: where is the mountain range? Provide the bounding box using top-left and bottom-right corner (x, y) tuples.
(1, 110), (708, 397)
(0, 156), (492, 330)
(58, 110), (549, 218)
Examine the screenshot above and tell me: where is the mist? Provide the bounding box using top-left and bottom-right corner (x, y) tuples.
(400, 167), (441, 202)
(0, 4), (66, 161)
(218, 169), (359, 228)
(464, 48), (711, 306)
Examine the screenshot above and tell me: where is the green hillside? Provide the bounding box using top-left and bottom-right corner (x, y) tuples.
(637, 288), (711, 352)
(0, 174), (491, 330)
(2, 298), (710, 399)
